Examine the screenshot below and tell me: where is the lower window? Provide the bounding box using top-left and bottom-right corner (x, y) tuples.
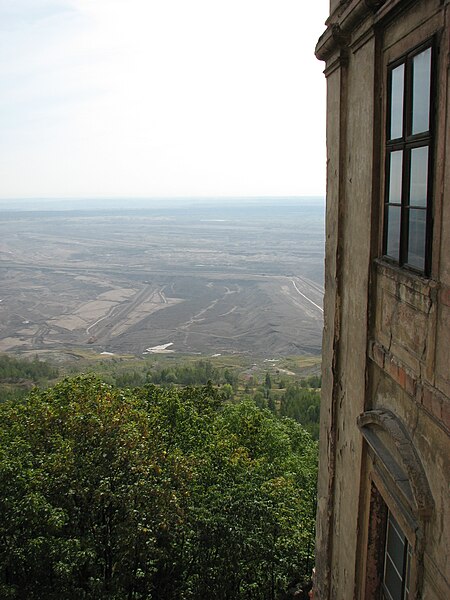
(382, 510), (412, 600)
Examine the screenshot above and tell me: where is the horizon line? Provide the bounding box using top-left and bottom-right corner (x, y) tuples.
(0, 194), (325, 201)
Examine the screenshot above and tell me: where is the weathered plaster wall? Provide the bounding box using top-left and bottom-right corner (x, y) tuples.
(435, 4), (450, 401)
(329, 34), (375, 599)
(315, 0), (450, 598)
(315, 56), (343, 600)
(369, 364), (450, 598)
(315, 6), (378, 597)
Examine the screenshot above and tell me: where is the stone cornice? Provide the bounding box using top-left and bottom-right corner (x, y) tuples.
(315, 0), (387, 61)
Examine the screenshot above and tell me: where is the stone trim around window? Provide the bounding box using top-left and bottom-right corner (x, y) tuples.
(357, 409), (434, 518)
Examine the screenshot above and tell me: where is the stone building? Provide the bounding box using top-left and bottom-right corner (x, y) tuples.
(314, 1), (449, 598)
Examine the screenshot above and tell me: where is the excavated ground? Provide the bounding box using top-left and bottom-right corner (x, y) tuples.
(0, 201), (324, 357)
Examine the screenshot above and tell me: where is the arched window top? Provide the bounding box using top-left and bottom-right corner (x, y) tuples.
(357, 409), (434, 518)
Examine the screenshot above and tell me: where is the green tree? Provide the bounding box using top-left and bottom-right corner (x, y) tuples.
(279, 384), (321, 440)
(220, 383), (234, 400)
(0, 375), (318, 599)
(253, 390), (267, 410)
(267, 394), (276, 413)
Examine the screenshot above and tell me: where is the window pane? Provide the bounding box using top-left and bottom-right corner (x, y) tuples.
(386, 205), (401, 260)
(409, 146), (428, 207)
(412, 48), (431, 134)
(387, 517), (406, 574)
(404, 547), (412, 599)
(390, 64), (404, 139)
(384, 512), (408, 600)
(388, 151), (403, 203)
(385, 557), (403, 600)
(407, 209), (426, 271)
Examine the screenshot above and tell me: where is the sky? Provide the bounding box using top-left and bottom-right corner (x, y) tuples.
(0, 0), (328, 200)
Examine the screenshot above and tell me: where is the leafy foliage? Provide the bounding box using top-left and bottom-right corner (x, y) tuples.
(299, 375), (321, 389)
(0, 375), (317, 599)
(146, 360), (238, 390)
(0, 353), (58, 382)
(279, 384), (321, 440)
(0, 354), (59, 403)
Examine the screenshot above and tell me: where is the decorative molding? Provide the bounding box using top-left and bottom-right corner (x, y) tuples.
(357, 409), (434, 518)
(316, 24), (350, 63)
(364, 0), (386, 9)
(316, 0), (387, 62)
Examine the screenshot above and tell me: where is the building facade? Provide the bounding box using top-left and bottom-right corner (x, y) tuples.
(314, 1), (449, 598)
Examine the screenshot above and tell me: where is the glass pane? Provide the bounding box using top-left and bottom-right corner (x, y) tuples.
(390, 64), (404, 139)
(409, 146), (428, 207)
(384, 513), (408, 600)
(386, 205), (401, 260)
(412, 47), (431, 134)
(404, 547), (412, 599)
(385, 557), (403, 600)
(407, 209), (426, 271)
(389, 151), (403, 204)
(387, 517), (406, 574)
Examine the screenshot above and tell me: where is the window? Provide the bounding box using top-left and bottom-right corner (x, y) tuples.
(358, 410), (435, 599)
(383, 41), (434, 274)
(364, 483), (415, 600)
(382, 511), (412, 600)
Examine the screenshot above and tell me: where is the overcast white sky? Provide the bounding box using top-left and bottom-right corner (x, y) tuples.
(0, 0), (328, 199)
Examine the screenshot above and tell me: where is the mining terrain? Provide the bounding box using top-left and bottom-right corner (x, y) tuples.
(0, 198), (324, 358)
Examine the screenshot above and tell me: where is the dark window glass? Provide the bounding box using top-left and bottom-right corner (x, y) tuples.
(383, 41), (434, 274)
(384, 557), (403, 600)
(412, 48), (431, 134)
(390, 64), (404, 139)
(407, 209), (426, 271)
(409, 146), (428, 207)
(383, 512), (411, 600)
(387, 516), (406, 574)
(404, 547), (412, 598)
(386, 205), (401, 260)
(388, 151), (403, 203)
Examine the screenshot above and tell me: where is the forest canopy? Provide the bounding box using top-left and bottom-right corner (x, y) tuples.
(0, 375), (317, 600)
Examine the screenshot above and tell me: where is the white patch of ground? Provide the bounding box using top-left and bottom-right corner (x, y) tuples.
(144, 342), (174, 354)
(278, 368), (296, 376)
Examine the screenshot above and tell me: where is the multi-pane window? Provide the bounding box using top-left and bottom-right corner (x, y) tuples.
(383, 42), (434, 274)
(383, 511), (412, 600)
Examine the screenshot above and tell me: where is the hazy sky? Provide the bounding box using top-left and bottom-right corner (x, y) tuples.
(0, 0), (328, 199)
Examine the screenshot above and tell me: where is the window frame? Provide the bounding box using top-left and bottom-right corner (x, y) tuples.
(382, 38), (436, 276)
(357, 409), (436, 599)
(363, 476), (418, 600)
(382, 510), (412, 600)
